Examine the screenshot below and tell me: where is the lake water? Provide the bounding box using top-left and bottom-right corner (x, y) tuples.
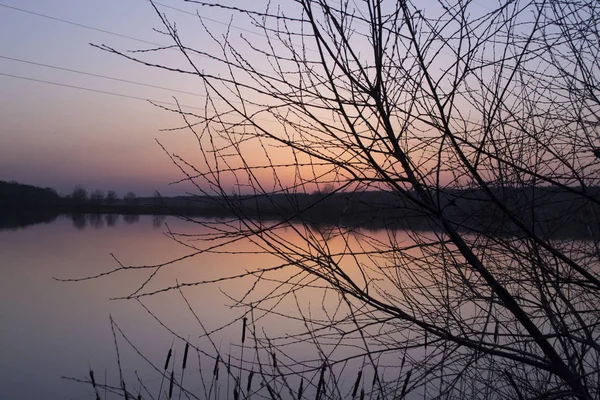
(1, 215), (407, 400)
(6, 213), (596, 399)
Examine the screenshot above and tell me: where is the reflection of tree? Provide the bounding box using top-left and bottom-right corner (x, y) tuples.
(70, 213), (86, 230)
(87, 213), (104, 229)
(122, 214), (139, 224)
(152, 214), (165, 229)
(105, 213), (118, 227)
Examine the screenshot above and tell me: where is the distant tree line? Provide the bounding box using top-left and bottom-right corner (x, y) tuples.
(2, 180), (598, 238)
(0, 181), (142, 207)
(0, 180), (61, 207)
(65, 185), (139, 206)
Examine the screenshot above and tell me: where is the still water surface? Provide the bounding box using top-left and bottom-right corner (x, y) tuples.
(1, 215), (399, 399)
(1, 215), (249, 399)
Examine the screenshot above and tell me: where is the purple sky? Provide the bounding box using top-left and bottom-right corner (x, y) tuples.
(0, 0), (267, 196)
(0, 1), (484, 197)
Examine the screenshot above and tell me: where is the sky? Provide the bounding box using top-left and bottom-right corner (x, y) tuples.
(0, 0), (504, 197)
(0, 0), (267, 196)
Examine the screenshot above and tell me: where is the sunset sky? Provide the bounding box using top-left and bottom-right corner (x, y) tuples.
(0, 0), (505, 197)
(0, 0), (269, 196)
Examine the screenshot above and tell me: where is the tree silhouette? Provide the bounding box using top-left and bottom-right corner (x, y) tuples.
(123, 192), (138, 206)
(71, 186), (88, 204)
(95, 1), (600, 398)
(106, 190), (118, 205)
(89, 189), (105, 205)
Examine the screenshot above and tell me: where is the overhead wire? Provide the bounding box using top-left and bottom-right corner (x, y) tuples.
(0, 54), (284, 113)
(0, 71), (204, 110)
(0, 1), (300, 45)
(0, 3), (163, 47)
(0, 55), (205, 98)
(0, 70), (288, 123)
(0, 1), (485, 126)
(0, 3), (326, 120)
(0, 2), (283, 74)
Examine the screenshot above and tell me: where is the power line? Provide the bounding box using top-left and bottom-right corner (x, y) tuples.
(0, 1), (269, 45)
(0, 3), (164, 47)
(0, 71), (278, 122)
(0, 71), (204, 110)
(0, 2), (276, 73)
(0, 1), (315, 56)
(0, 55), (206, 97)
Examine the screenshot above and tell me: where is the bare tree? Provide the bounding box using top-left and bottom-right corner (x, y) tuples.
(90, 189), (105, 205)
(123, 191), (138, 206)
(71, 185), (88, 204)
(94, 1), (600, 398)
(106, 190), (118, 205)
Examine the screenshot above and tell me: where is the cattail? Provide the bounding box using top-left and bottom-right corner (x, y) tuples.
(234, 385), (239, 400)
(352, 370), (362, 398)
(90, 368), (101, 400)
(247, 370), (254, 392)
(179, 342), (190, 400)
(182, 342), (190, 370)
(272, 352), (277, 370)
(164, 349), (172, 371)
(241, 317), (247, 344)
(424, 331), (428, 351)
(158, 346), (172, 400)
(89, 369), (97, 389)
(297, 378), (304, 400)
(168, 370), (174, 399)
(400, 370), (412, 398)
(137, 395), (141, 400)
(316, 362), (326, 400)
(122, 380), (129, 400)
(227, 354), (231, 374)
(359, 388), (365, 400)
(213, 356), (220, 381)
(494, 323), (500, 344)
(372, 368), (378, 386)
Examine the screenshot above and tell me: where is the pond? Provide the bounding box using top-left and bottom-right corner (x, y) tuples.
(1, 214), (410, 400)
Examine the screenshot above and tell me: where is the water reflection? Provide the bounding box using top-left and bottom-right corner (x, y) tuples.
(105, 213), (119, 227)
(122, 213), (139, 224)
(71, 212), (87, 230)
(0, 210), (59, 231)
(0, 212), (167, 231)
(153, 214), (166, 228)
(0, 216), (401, 400)
(3, 214), (596, 399)
(69, 213), (163, 230)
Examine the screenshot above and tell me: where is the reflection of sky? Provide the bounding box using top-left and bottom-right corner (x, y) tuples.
(0, 215), (421, 399)
(0, 216), (260, 399)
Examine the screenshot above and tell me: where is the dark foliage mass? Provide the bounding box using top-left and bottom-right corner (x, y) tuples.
(2, 179), (597, 238)
(0, 180), (60, 207)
